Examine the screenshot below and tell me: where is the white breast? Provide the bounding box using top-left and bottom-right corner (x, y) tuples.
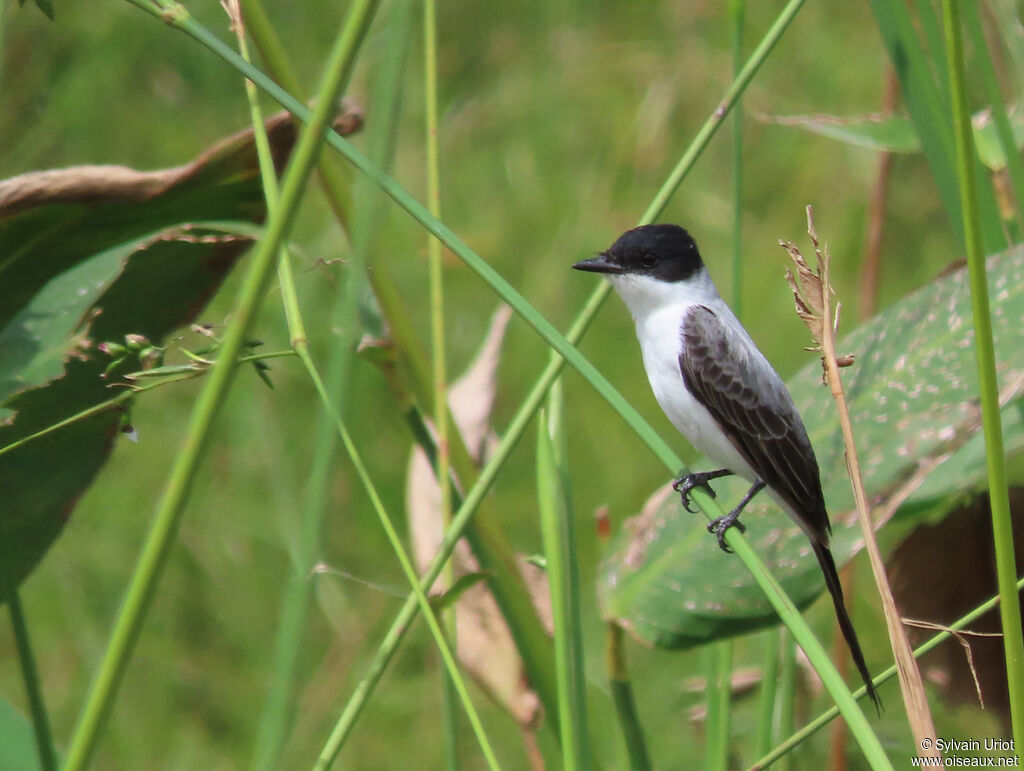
(608, 270), (758, 481)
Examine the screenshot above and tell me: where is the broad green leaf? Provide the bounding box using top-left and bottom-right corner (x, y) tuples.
(0, 109), (362, 602)
(974, 109), (1024, 172)
(0, 230), (253, 604)
(599, 245), (1024, 649)
(765, 113), (921, 153)
(867, 0), (1007, 255)
(767, 108), (1024, 171)
(17, 0), (54, 20)
(0, 698), (50, 770)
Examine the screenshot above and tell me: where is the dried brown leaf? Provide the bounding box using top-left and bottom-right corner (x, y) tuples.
(405, 305), (546, 728)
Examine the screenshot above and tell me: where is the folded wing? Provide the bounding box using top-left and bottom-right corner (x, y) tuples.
(678, 304), (830, 544)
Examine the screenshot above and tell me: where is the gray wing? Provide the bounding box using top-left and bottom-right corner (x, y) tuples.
(678, 305), (830, 543)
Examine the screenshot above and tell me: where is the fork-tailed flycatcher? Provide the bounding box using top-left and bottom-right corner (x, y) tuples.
(573, 223), (880, 710)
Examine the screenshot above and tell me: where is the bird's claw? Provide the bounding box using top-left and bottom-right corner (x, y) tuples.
(707, 514), (746, 554)
(672, 473), (718, 513)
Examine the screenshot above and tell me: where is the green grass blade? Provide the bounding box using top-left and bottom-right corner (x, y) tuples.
(914, 0), (950, 98)
(226, 0), (559, 726)
(774, 632), (797, 771)
(421, 0), (459, 764)
(0, 552), (57, 771)
(299, 359), (502, 771)
(62, 2), (379, 767)
(130, 1), (888, 758)
(753, 577), (1024, 768)
(225, 9), (328, 768)
(753, 630), (780, 758)
(704, 641), (733, 771)
(606, 623), (652, 771)
(234, 3), (499, 762)
(962, 1), (1024, 235)
(868, 0), (1006, 254)
(537, 382), (591, 771)
(942, 0), (1024, 749)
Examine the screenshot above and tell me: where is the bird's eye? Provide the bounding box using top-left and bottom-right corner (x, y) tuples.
(640, 253), (657, 268)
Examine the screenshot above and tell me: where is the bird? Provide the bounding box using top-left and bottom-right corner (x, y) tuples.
(573, 223), (880, 710)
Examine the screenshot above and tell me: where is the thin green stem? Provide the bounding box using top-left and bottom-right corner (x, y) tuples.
(640, 0), (805, 224)
(134, 0), (888, 758)
(606, 623), (651, 771)
(729, 0), (745, 316)
(775, 632), (797, 771)
(238, 0), (354, 227)
(962, 1), (1024, 234)
(1, 539), (57, 771)
(422, 2), (459, 766)
(218, 0), (559, 725)
(942, 0), (1024, 750)
(227, 7), (322, 768)
(299, 356), (500, 771)
(705, 642), (732, 771)
(537, 382), (591, 771)
(235, 6), (494, 763)
(0, 355), (291, 462)
(753, 630), (780, 758)
(752, 577), (1024, 769)
(62, 3), (378, 767)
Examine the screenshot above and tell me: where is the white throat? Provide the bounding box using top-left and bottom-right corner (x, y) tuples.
(607, 268), (722, 326)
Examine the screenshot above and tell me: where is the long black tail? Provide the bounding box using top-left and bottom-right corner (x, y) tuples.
(811, 541), (882, 712)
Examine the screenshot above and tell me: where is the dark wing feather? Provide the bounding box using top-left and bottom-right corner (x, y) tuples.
(678, 305), (830, 543)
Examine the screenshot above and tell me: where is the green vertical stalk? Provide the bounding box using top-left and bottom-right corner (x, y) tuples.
(775, 631), (797, 771)
(753, 630), (780, 758)
(914, 0), (950, 99)
(1, 538), (57, 771)
(537, 381), (591, 771)
(642, 0), (806, 222)
(704, 642), (732, 771)
(204, 0), (559, 723)
(962, 1), (1024, 235)
(236, 8), (496, 764)
(62, 3), (379, 768)
(228, 11), (322, 769)
(238, 0), (354, 226)
(133, 0), (892, 758)
(606, 623), (651, 771)
(226, 5), (382, 767)
(298, 358), (501, 771)
(942, 0), (1024, 750)
(422, 1), (459, 766)
(756, 576), (1024, 768)
(706, 8), (745, 765)
(729, 0), (745, 316)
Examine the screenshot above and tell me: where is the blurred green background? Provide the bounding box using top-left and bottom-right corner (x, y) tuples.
(0, 0), (1003, 768)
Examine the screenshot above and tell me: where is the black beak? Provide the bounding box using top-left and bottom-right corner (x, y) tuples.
(572, 252), (623, 274)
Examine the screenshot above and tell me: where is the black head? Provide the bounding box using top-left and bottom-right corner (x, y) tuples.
(572, 224), (704, 282)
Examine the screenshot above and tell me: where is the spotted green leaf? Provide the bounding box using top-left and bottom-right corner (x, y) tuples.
(599, 245), (1024, 648)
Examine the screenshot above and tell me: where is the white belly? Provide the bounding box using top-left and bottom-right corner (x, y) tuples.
(635, 301), (757, 482)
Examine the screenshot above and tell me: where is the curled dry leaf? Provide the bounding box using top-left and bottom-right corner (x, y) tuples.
(406, 305), (551, 729)
(782, 239), (826, 340)
(0, 103), (363, 215)
(0, 106), (363, 600)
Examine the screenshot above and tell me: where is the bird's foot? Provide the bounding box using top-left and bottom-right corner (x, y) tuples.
(672, 469), (731, 513)
(707, 510), (747, 553)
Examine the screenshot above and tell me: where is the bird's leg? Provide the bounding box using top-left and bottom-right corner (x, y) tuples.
(673, 468), (732, 513)
(708, 479), (766, 553)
